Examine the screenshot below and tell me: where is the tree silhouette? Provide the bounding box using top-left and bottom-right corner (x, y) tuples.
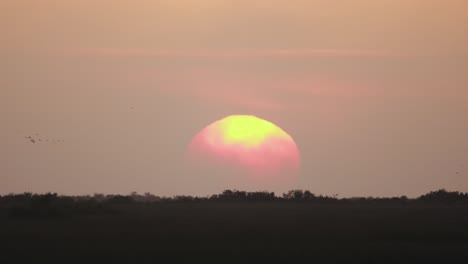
(418, 189), (468, 204)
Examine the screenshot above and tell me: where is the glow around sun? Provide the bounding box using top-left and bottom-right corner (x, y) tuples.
(187, 115), (301, 184)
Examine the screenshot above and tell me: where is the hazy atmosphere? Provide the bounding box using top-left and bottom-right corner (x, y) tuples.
(2, 0), (468, 197)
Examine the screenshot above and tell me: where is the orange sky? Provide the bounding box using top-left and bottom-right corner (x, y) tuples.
(2, 0), (468, 197)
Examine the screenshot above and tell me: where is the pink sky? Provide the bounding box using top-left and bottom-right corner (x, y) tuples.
(2, 0), (468, 197)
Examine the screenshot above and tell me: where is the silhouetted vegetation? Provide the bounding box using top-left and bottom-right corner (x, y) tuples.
(418, 189), (468, 204)
(2, 189), (468, 263)
(2, 189), (467, 211)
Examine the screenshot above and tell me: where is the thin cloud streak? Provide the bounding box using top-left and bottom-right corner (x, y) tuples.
(147, 68), (373, 114)
(76, 48), (401, 58)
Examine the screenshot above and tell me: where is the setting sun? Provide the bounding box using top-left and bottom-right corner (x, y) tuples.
(187, 115), (300, 184)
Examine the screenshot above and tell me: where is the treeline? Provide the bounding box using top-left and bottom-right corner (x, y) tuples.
(2, 189), (468, 219)
(2, 189), (468, 205)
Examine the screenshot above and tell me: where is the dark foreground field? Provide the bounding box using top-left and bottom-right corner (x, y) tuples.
(2, 191), (468, 263)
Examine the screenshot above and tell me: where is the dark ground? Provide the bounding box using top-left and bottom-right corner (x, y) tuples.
(2, 198), (468, 263)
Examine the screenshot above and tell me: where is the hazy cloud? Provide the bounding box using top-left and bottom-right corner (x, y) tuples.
(75, 48), (400, 58)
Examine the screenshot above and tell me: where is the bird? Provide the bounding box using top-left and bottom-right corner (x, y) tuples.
(30, 139), (36, 143)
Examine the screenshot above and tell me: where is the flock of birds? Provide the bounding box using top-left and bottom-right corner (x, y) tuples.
(25, 133), (64, 144)
(23, 107), (137, 144)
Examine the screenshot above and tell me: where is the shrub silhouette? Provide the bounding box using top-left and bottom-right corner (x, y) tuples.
(2, 189), (468, 213)
(418, 189), (468, 204)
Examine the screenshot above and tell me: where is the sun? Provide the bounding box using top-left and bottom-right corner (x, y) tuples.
(187, 115), (301, 186)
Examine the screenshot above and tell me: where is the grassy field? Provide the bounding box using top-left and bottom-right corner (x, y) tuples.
(2, 199), (468, 263)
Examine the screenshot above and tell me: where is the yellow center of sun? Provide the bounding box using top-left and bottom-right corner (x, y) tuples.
(216, 115), (291, 147)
